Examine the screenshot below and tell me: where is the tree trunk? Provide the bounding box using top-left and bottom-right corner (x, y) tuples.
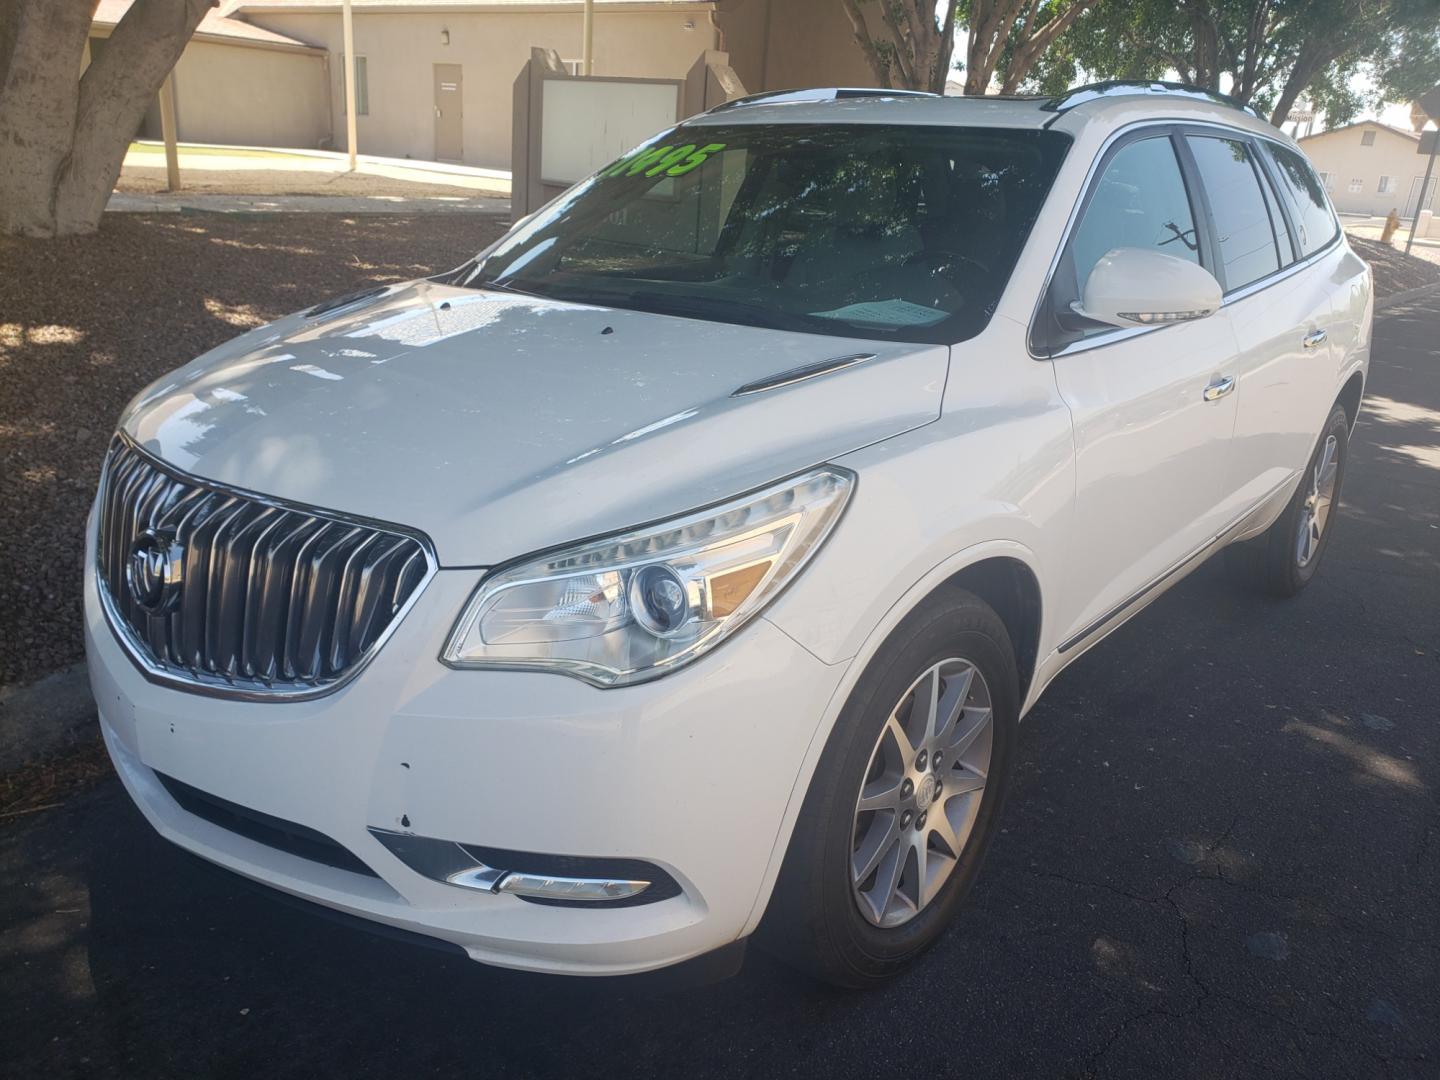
(965, 0), (1027, 95)
(0, 0), (213, 237)
(1267, 39), (1338, 128)
(840, 0), (894, 87)
(996, 0), (1099, 95)
(840, 0), (960, 93)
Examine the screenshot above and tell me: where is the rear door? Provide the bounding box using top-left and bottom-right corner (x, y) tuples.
(1034, 129), (1242, 646)
(1215, 136), (1349, 506)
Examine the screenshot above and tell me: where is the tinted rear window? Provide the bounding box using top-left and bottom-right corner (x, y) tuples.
(1263, 143), (1339, 257)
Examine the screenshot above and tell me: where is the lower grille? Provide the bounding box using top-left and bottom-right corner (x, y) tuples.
(96, 436), (434, 699)
(157, 772), (378, 878)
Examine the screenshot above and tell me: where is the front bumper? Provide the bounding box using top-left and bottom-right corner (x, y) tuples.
(86, 545), (848, 976)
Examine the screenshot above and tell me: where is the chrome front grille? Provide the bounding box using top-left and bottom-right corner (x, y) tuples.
(96, 437), (434, 698)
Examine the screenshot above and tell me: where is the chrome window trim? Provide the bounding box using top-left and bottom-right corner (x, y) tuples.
(95, 432), (440, 703)
(1026, 118), (1342, 361)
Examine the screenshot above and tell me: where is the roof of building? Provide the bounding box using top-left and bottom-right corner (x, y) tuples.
(226, 0), (711, 11)
(1300, 120), (1421, 143)
(93, 0), (324, 51)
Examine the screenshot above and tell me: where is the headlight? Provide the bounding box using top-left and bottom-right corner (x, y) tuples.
(442, 467), (854, 686)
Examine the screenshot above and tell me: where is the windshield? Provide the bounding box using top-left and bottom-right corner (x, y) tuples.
(461, 124), (1070, 344)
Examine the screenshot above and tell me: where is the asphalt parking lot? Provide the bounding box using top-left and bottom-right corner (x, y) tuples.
(3, 292), (1437, 1079)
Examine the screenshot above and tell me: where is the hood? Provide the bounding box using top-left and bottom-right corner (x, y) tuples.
(121, 281), (947, 565)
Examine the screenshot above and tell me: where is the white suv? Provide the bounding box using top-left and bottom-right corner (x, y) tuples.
(87, 83), (1370, 987)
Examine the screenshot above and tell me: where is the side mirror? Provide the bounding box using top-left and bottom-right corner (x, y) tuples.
(1072, 248), (1222, 329)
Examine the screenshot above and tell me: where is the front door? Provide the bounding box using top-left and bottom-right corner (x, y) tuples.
(1406, 173), (1437, 215)
(434, 63), (463, 161)
(1043, 132), (1241, 645)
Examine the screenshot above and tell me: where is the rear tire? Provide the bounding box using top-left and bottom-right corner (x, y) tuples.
(1226, 404), (1349, 597)
(759, 586), (1018, 989)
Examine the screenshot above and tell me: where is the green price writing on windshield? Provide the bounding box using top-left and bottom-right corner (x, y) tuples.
(601, 142), (727, 179)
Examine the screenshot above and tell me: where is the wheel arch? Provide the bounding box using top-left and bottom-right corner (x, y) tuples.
(942, 557), (1042, 704)
(1337, 369), (1364, 433)
(742, 541), (1050, 938)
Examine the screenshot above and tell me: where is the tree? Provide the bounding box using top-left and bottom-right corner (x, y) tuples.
(838, 0), (1101, 95)
(838, 0), (962, 92)
(964, 0), (1103, 95)
(1020, 0), (1440, 126)
(0, 0), (215, 237)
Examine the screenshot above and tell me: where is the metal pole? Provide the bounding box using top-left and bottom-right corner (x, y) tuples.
(158, 74), (181, 192)
(342, 0), (358, 170)
(582, 0), (594, 75)
(1406, 140), (1437, 255)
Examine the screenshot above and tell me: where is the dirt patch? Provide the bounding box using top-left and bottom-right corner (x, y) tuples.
(0, 213), (507, 686)
(0, 737), (111, 823)
(1347, 235), (1440, 294)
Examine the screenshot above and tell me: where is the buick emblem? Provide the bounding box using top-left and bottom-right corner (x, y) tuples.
(127, 528), (184, 613)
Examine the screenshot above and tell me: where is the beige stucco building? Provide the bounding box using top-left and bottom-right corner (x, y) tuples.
(94, 0), (880, 170)
(91, 0), (332, 150)
(1298, 120), (1438, 218)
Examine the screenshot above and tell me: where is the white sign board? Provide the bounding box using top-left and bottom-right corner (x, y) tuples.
(540, 79), (681, 185)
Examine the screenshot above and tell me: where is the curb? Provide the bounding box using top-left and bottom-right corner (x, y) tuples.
(1376, 280), (1440, 311)
(0, 664), (95, 774)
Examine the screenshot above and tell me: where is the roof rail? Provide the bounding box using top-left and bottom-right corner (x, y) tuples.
(1042, 80), (1262, 119)
(708, 87), (939, 113)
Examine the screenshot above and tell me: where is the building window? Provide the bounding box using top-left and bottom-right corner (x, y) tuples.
(1361, 130), (1376, 146)
(1378, 175), (1394, 194)
(1318, 171), (1334, 190)
(1348, 178), (1364, 193)
(341, 54), (369, 116)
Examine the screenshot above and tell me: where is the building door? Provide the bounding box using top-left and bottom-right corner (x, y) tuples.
(434, 64), (463, 161)
(1406, 173), (1437, 215)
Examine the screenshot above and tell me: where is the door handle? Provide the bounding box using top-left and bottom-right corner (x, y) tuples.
(1302, 328), (1328, 349)
(1203, 375), (1235, 402)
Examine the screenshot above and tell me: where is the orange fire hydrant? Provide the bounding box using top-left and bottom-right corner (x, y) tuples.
(1381, 208), (1401, 244)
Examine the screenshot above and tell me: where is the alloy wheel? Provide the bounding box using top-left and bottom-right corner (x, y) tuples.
(850, 658), (994, 928)
(1296, 434), (1339, 568)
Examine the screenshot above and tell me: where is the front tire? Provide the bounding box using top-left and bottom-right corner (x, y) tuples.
(1226, 404), (1349, 597)
(759, 586), (1018, 988)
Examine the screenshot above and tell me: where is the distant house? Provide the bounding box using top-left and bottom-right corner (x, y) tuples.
(90, 0), (331, 150)
(1298, 120), (1437, 218)
(91, 0), (875, 169)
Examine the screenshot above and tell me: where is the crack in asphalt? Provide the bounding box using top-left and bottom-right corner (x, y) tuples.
(1025, 815), (1430, 1078)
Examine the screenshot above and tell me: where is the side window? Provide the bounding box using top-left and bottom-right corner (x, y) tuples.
(1263, 143), (1338, 257)
(1185, 136), (1280, 290)
(1068, 136), (1201, 293)
(1257, 158), (1296, 266)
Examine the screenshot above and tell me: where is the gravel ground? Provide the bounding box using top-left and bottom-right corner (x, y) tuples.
(0, 213), (507, 686)
(1348, 235), (1440, 291)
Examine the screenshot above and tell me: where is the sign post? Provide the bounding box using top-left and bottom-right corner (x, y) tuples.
(582, 0), (594, 75)
(1406, 85), (1440, 254)
(342, 0), (358, 171)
